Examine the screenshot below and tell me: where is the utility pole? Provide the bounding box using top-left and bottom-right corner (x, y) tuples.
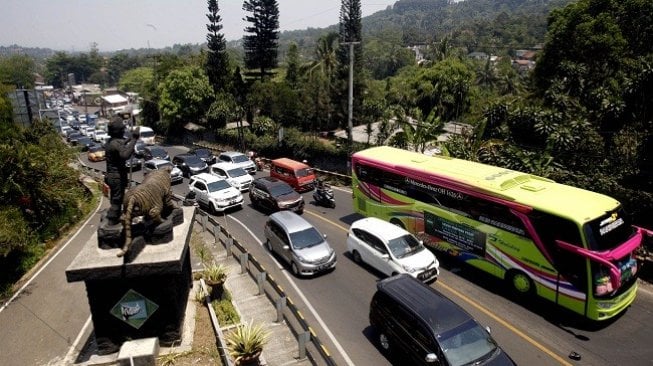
(342, 41), (360, 151)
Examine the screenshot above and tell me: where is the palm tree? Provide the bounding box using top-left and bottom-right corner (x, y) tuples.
(389, 107), (445, 153)
(305, 32), (339, 131)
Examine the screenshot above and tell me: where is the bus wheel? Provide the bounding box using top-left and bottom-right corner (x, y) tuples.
(389, 218), (405, 229)
(507, 270), (534, 298)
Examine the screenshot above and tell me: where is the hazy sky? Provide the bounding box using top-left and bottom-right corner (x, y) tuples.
(1, 0), (396, 52)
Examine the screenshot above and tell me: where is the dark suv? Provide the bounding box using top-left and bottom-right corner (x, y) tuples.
(188, 147), (216, 165)
(249, 177), (304, 214)
(142, 145), (170, 161)
(172, 153), (208, 178)
(369, 274), (516, 366)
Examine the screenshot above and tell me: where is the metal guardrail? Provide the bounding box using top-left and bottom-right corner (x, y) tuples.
(194, 210), (338, 366)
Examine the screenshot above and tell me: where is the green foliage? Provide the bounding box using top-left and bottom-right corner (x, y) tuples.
(118, 67), (155, 98)
(225, 320), (270, 361)
(243, 0), (280, 80)
(0, 206), (34, 257)
(157, 66), (214, 135)
(0, 54), (36, 88)
(205, 0), (231, 93)
(211, 290), (240, 326)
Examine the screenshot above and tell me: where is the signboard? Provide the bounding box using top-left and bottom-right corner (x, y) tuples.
(110, 289), (158, 329)
(424, 211), (486, 256)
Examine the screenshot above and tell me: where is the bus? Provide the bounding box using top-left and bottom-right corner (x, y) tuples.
(351, 146), (651, 321)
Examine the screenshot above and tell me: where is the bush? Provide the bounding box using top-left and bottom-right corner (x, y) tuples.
(212, 289), (240, 326)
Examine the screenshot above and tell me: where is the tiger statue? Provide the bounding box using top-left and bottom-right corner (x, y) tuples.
(117, 168), (175, 257)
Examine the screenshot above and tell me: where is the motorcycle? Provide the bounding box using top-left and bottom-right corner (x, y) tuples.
(313, 183), (336, 208)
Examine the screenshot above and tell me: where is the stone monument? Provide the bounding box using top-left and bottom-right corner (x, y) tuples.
(66, 169), (193, 356)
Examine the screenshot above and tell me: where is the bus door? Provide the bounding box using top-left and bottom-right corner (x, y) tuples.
(530, 212), (588, 311)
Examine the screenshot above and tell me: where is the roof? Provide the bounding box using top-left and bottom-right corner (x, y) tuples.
(350, 217), (407, 240)
(269, 211), (312, 232)
(101, 94), (128, 104)
(353, 146), (620, 223)
(272, 158), (309, 169)
(376, 274), (470, 334)
(192, 173), (221, 183)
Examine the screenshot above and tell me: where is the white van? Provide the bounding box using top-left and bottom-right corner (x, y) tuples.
(138, 126), (156, 145)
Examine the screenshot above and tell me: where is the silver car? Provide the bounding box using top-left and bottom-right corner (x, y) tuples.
(264, 211), (336, 276)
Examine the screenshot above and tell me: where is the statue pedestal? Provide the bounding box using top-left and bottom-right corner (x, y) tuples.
(66, 206), (195, 355)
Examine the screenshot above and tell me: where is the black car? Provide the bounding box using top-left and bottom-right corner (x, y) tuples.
(188, 147), (216, 164)
(142, 146), (170, 161)
(172, 153), (208, 177)
(249, 176), (304, 214)
(369, 274), (516, 366)
(76, 136), (95, 151)
(67, 132), (84, 145)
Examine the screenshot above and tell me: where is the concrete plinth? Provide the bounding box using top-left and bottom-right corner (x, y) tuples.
(66, 206), (195, 355)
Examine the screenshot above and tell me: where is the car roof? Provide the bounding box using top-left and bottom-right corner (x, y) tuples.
(211, 162), (243, 170)
(350, 217), (407, 240)
(376, 274), (472, 335)
(269, 211), (313, 233)
(220, 151), (245, 157)
(191, 173), (221, 183)
(254, 176), (285, 187)
(147, 158), (171, 165)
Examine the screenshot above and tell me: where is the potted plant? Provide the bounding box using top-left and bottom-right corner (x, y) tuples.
(203, 262), (227, 299)
(225, 320), (270, 366)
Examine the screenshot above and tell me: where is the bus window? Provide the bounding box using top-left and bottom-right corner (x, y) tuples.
(530, 211), (587, 291)
(583, 207), (636, 252)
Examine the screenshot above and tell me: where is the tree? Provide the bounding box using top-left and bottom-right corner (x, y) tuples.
(0, 55), (36, 88)
(334, 0), (364, 130)
(242, 0), (280, 80)
(284, 42), (301, 89)
(118, 67), (155, 98)
(306, 32), (339, 131)
(206, 0), (231, 93)
(157, 66), (214, 136)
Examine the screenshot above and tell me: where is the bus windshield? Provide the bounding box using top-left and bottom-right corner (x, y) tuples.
(583, 207), (636, 252)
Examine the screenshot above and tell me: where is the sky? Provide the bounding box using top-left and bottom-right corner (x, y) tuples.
(1, 0), (397, 52)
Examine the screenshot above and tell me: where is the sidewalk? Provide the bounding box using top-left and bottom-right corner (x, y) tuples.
(193, 224), (314, 366)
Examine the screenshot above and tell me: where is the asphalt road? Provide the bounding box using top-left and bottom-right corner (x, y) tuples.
(3, 143), (653, 365)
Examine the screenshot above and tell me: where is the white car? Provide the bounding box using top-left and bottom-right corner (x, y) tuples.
(92, 129), (109, 143)
(209, 162), (254, 191)
(347, 217), (439, 282)
(217, 151), (257, 174)
(188, 173), (243, 213)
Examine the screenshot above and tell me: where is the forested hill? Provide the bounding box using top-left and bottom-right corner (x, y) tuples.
(281, 0), (576, 55)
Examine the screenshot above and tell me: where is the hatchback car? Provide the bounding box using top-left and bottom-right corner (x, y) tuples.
(264, 211), (336, 276)
(370, 274), (516, 366)
(188, 173), (243, 213)
(189, 147), (216, 165)
(249, 177), (304, 214)
(143, 158), (183, 184)
(347, 217), (439, 282)
(142, 146), (170, 161)
(87, 144), (106, 162)
(172, 153), (209, 177)
(217, 151), (256, 174)
(209, 162), (254, 191)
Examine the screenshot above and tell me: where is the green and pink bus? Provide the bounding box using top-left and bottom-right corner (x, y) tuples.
(351, 146), (651, 321)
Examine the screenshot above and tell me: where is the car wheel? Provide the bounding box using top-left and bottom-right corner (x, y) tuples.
(291, 262), (300, 276)
(378, 330), (392, 354)
(352, 250), (362, 264)
(209, 202), (218, 215)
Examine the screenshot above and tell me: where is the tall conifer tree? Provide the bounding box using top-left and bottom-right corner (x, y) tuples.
(335, 0), (364, 130)
(242, 0), (280, 80)
(205, 0), (230, 92)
